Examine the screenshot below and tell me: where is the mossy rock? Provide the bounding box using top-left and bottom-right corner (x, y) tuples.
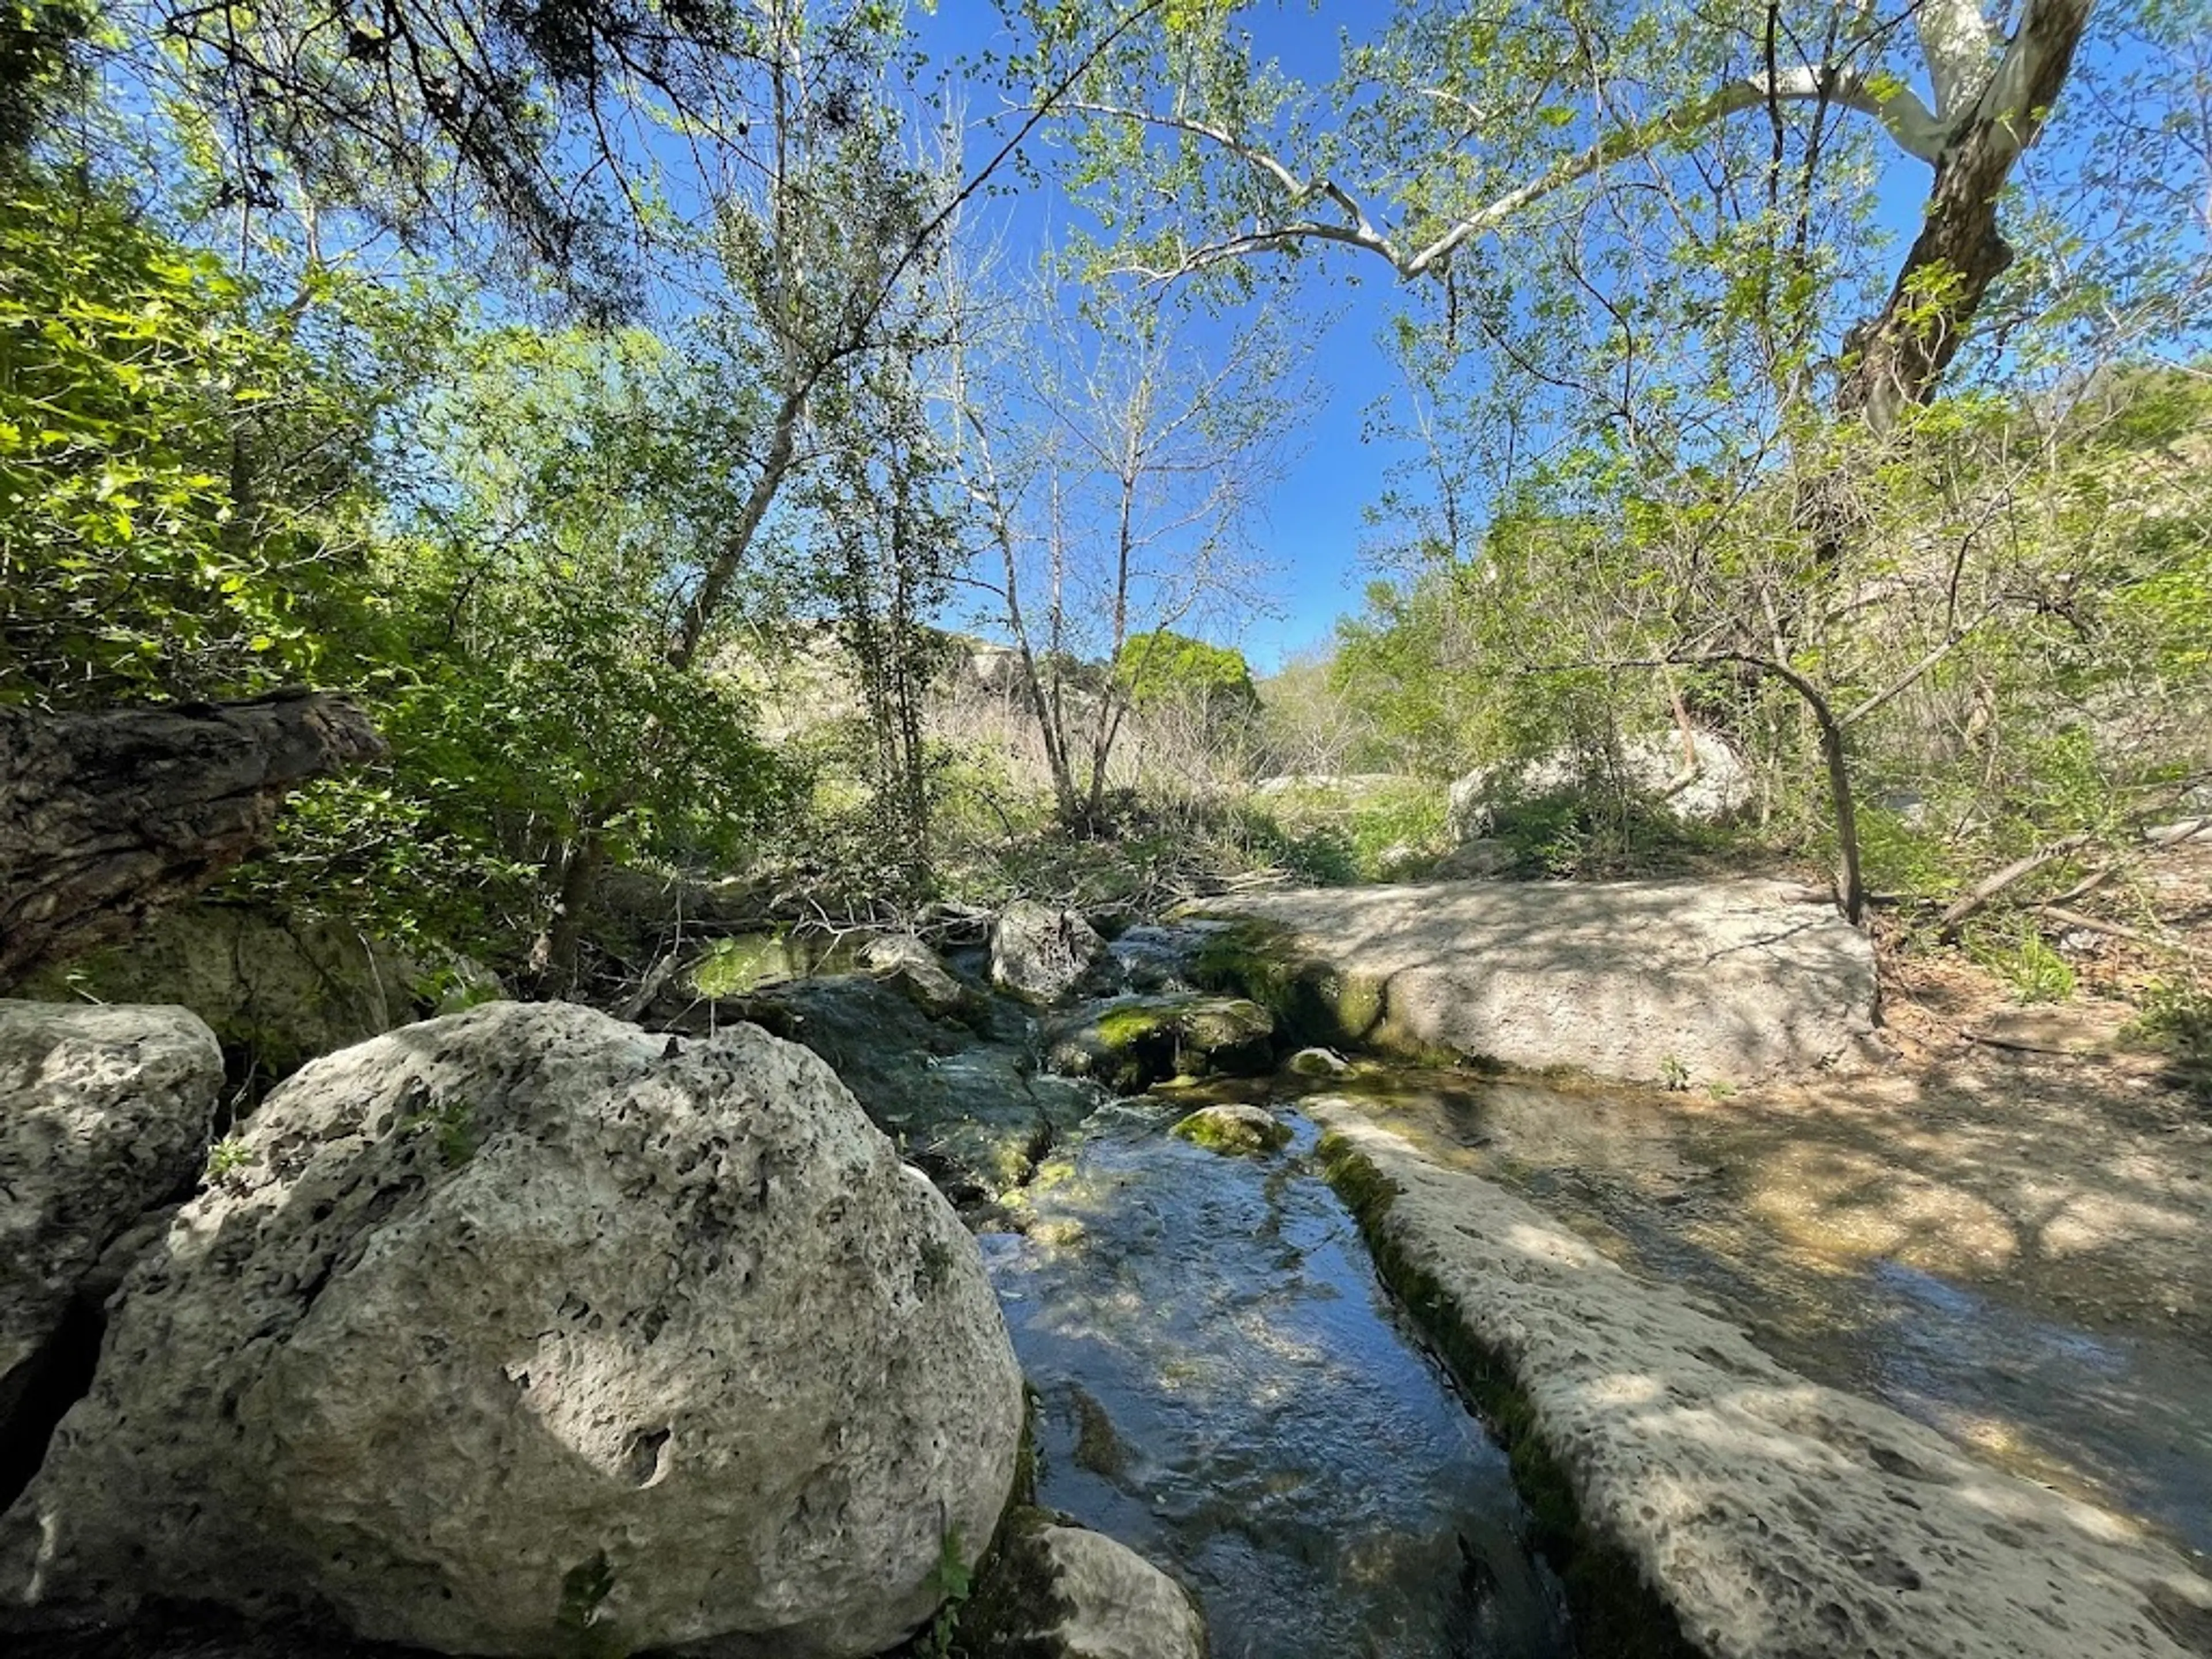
(1170, 1103), (1291, 1156)
(1180, 916), (1468, 1069)
(1287, 1047), (1350, 1078)
(1045, 996), (1274, 1093)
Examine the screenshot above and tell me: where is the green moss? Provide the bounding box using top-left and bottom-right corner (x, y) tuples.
(1171, 1104), (1293, 1155)
(1093, 1005), (1177, 1050)
(1318, 1132), (1700, 1659)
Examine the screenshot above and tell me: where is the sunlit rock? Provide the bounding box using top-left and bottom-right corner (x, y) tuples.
(0, 1002), (1022, 1657)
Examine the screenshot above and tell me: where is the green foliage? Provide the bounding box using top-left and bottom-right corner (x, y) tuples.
(229, 323), (793, 963)
(2128, 979), (2212, 1107)
(1115, 630), (1257, 714)
(397, 1095), (479, 1169)
(203, 1135), (253, 1183)
(0, 176), (376, 706)
(915, 1524), (971, 1659)
(0, 0), (88, 158)
(1965, 919), (2077, 1006)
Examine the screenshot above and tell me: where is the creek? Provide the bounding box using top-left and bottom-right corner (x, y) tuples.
(980, 1098), (1573, 1659)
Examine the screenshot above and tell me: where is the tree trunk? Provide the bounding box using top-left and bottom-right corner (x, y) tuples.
(528, 830), (607, 1000)
(1837, 0), (2092, 429)
(0, 691), (384, 990)
(1712, 654), (1866, 926)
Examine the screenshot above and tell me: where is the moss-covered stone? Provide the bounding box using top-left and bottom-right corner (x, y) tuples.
(1181, 916), (1467, 1069)
(1170, 1103), (1291, 1156)
(1045, 996), (1274, 1093)
(1316, 1131), (1698, 1659)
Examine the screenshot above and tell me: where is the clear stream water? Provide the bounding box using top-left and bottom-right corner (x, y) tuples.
(980, 1099), (1575, 1659)
(1298, 1069), (2212, 1563)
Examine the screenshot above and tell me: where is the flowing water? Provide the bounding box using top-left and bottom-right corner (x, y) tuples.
(1302, 1069), (2212, 1560)
(980, 1099), (1574, 1659)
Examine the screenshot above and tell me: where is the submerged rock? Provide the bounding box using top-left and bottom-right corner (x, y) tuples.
(0, 1002), (1024, 1658)
(1310, 1101), (2212, 1659)
(992, 902), (1110, 1006)
(1190, 878), (1880, 1083)
(1287, 1046), (1350, 1078)
(961, 1508), (1207, 1659)
(1171, 1103), (1291, 1156)
(1045, 996), (1275, 1092)
(0, 1003), (221, 1431)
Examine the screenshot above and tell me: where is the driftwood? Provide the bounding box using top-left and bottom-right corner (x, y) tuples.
(0, 691), (383, 991)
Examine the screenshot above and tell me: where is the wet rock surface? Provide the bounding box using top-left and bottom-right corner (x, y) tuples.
(1169, 1101), (1290, 1155)
(1193, 878), (1880, 1082)
(662, 972), (1104, 1204)
(1043, 995), (1274, 1092)
(992, 902), (1111, 1006)
(0, 1002), (221, 1435)
(1, 1002), (1024, 1658)
(1309, 1099), (2212, 1659)
(961, 1510), (1209, 1659)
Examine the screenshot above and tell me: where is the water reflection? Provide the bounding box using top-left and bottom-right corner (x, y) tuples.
(982, 1103), (1572, 1659)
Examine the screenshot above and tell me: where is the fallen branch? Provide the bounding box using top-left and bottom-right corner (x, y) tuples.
(2030, 905), (2212, 961)
(1936, 832), (2094, 941)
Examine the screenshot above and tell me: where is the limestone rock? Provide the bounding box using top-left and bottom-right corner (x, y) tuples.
(0, 693), (383, 991)
(21, 904), (494, 1080)
(991, 903), (1109, 1006)
(963, 1510), (1207, 1659)
(0, 1002), (222, 1427)
(1311, 1102), (2212, 1659)
(1447, 728), (1750, 841)
(1171, 1104), (1291, 1157)
(1044, 997), (1275, 1093)
(1286, 1047), (1350, 1078)
(0, 1002), (1024, 1658)
(862, 933), (985, 1023)
(661, 974), (1100, 1204)
(1192, 878), (1878, 1082)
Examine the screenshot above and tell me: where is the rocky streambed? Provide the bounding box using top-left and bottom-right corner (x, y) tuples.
(4, 878), (2210, 1659)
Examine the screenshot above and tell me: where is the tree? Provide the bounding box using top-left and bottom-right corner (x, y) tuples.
(0, 173), (407, 710)
(1028, 0), (2119, 426)
(1115, 630), (1258, 717)
(948, 276), (1297, 831)
(259, 322), (789, 978)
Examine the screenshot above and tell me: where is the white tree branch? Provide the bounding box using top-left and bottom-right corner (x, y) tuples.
(1914, 0), (1998, 122)
(1081, 58), (1945, 286)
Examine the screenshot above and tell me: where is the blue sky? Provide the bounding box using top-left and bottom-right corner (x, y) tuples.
(912, 3), (1427, 673)
(896, 2), (2198, 675)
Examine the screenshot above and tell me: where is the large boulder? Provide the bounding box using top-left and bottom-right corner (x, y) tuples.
(1188, 878), (1878, 1084)
(1447, 728), (1751, 840)
(991, 903), (1109, 1006)
(961, 1509), (1207, 1659)
(21, 904), (498, 1081)
(0, 1002), (1025, 1658)
(0, 693), (382, 991)
(0, 1003), (222, 1430)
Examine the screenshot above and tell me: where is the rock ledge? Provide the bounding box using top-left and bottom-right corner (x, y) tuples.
(1310, 1100), (2212, 1659)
